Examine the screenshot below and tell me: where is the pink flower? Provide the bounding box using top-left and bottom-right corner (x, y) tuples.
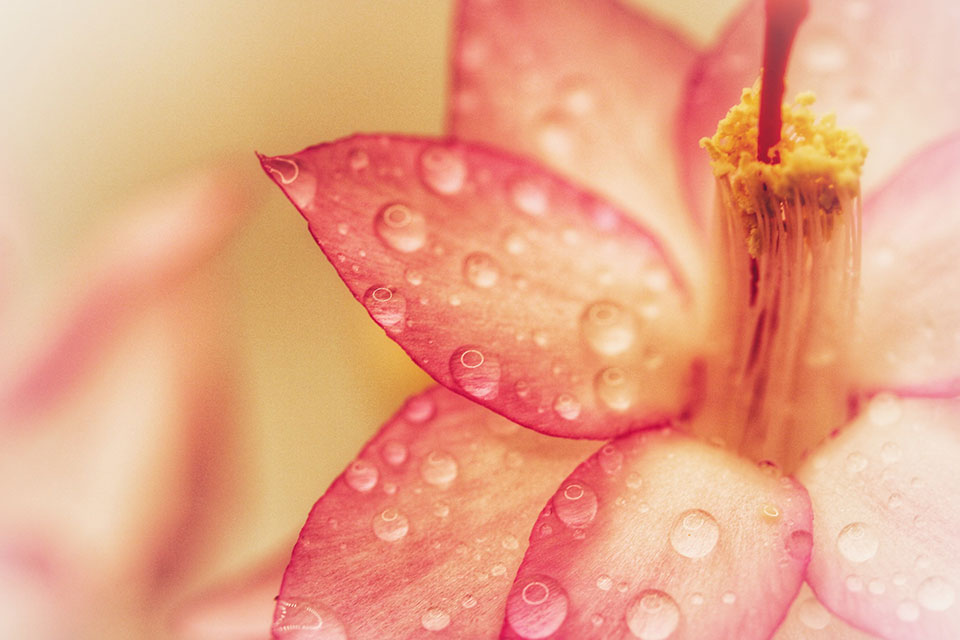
(260, 0), (960, 638)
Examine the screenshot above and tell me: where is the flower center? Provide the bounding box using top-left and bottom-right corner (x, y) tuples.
(698, 83), (868, 472)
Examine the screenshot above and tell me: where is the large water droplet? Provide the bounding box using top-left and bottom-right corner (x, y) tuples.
(837, 522), (879, 563)
(421, 607), (451, 632)
(595, 367), (636, 412)
(581, 301), (635, 356)
(363, 286), (406, 329)
(420, 450), (458, 487)
(450, 346), (500, 399)
(552, 393), (581, 420)
(403, 394), (436, 423)
(463, 251), (500, 288)
(419, 146), (466, 195)
(373, 508), (409, 542)
(506, 576), (568, 639)
(918, 576), (955, 611)
(626, 590), (680, 640)
(273, 599), (347, 640)
(509, 177), (549, 217)
(344, 459), (379, 492)
(381, 440), (408, 466)
(375, 203), (427, 253)
(553, 482), (598, 528)
(669, 509), (720, 559)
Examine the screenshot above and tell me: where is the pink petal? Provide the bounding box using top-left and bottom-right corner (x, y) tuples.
(261, 136), (699, 440)
(772, 583), (881, 639)
(678, 0), (960, 222)
(854, 133), (960, 396)
(273, 387), (596, 639)
(502, 428), (812, 639)
(451, 0), (705, 278)
(798, 395), (960, 639)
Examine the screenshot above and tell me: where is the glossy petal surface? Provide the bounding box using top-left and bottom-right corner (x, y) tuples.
(679, 0), (960, 222)
(502, 428), (812, 639)
(772, 583), (880, 640)
(273, 387), (596, 639)
(799, 395), (960, 640)
(451, 0), (704, 277)
(262, 136), (699, 440)
(855, 134), (960, 396)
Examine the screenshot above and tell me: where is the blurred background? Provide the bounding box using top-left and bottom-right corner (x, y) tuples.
(0, 1), (739, 637)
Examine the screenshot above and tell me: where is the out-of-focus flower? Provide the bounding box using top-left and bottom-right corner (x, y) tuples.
(254, 0), (960, 638)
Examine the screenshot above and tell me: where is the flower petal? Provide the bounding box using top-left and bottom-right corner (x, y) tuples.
(772, 583), (881, 639)
(799, 395), (960, 640)
(273, 387), (596, 639)
(261, 136), (700, 440)
(678, 0), (960, 221)
(451, 0), (705, 279)
(855, 133), (960, 396)
(502, 427), (812, 639)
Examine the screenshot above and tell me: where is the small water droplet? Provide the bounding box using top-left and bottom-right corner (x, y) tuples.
(421, 607), (451, 632)
(491, 564), (507, 576)
(918, 576), (955, 611)
(868, 393), (902, 426)
(273, 599), (347, 639)
(450, 346), (500, 399)
(626, 472), (643, 490)
(553, 393), (581, 420)
(595, 367), (636, 412)
(787, 530), (813, 560)
(591, 613), (604, 627)
(846, 575), (864, 592)
(535, 111), (576, 161)
(896, 600), (920, 622)
(463, 251), (501, 288)
(363, 286), (406, 329)
(348, 148), (370, 171)
(837, 522), (879, 563)
(760, 503), (781, 522)
(502, 535), (520, 550)
(433, 502), (450, 518)
(596, 575), (613, 591)
(405, 268), (424, 286)
(373, 508), (409, 542)
(419, 146), (466, 195)
(868, 579), (886, 595)
(598, 444), (624, 474)
(880, 441), (902, 464)
(403, 395), (436, 423)
(462, 594), (477, 609)
(263, 156), (300, 184)
(690, 593), (704, 606)
(625, 590), (680, 640)
(557, 76), (597, 115)
(553, 482), (598, 528)
(798, 597), (831, 629)
(504, 230), (528, 255)
(381, 440), (408, 466)
(506, 576), (568, 639)
(888, 492), (903, 509)
(420, 450), (458, 487)
(581, 301), (635, 356)
(845, 451), (868, 473)
(375, 203), (427, 252)
(336, 222), (349, 235)
(669, 509), (720, 559)
(344, 459), (379, 492)
(722, 592), (736, 604)
(509, 177), (548, 216)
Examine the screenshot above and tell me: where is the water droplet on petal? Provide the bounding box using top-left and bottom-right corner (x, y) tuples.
(509, 177), (549, 216)
(881, 441), (902, 464)
(837, 522), (879, 563)
(722, 592), (737, 604)
(787, 530), (813, 560)
(420, 450), (458, 487)
(669, 509), (720, 559)
(598, 444), (623, 474)
(462, 594), (477, 609)
(553, 393), (581, 420)
(798, 597), (830, 629)
(625, 590), (680, 640)
(405, 268), (424, 286)
(596, 575), (613, 591)
(506, 576), (568, 639)
(381, 440), (408, 466)
(375, 203), (426, 252)
(896, 600), (920, 622)
(553, 482), (598, 528)
(373, 508), (409, 542)
(273, 599), (347, 639)
(419, 146), (466, 195)
(421, 607), (451, 631)
(844, 451), (868, 473)
(918, 576), (955, 611)
(581, 301), (635, 356)
(348, 148), (370, 171)
(557, 76), (597, 115)
(595, 367), (636, 412)
(450, 347), (500, 399)
(344, 459), (378, 492)
(403, 394), (436, 423)
(463, 252), (500, 288)
(868, 393), (902, 425)
(363, 286), (406, 329)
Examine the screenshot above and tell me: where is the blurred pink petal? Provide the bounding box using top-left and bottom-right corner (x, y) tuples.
(772, 583), (880, 639)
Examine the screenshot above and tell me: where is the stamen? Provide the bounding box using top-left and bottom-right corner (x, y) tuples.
(758, 0), (810, 164)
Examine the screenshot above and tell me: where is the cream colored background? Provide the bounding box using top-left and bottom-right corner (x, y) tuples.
(0, 0), (739, 628)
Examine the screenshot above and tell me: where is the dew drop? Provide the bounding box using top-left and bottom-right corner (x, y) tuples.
(759, 504), (781, 522)
(896, 600), (920, 622)
(798, 597), (831, 630)
(868, 579), (886, 595)
(722, 592), (736, 604)
(419, 146), (466, 195)
(403, 394), (436, 423)
(450, 346), (500, 399)
(669, 509), (720, 559)
(421, 607), (451, 632)
(625, 590), (680, 640)
(375, 203), (427, 252)
(348, 148), (370, 171)
(553, 482), (598, 528)
(362, 286), (406, 330)
(420, 450), (458, 487)
(263, 156), (300, 184)
(381, 440), (408, 466)
(598, 444), (624, 475)
(844, 452), (868, 474)
(591, 613), (604, 627)
(595, 367), (636, 412)
(535, 111), (576, 161)
(553, 393), (581, 420)
(506, 576), (569, 639)
(462, 594), (477, 609)
(344, 459), (379, 492)
(405, 269), (424, 286)
(596, 575), (613, 591)
(837, 522), (879, 563)
(463, 251), (501, 288)
(509, 177), (549, 217)
(690, 593), (704, 606)
(868, 393), (902, 425)
(372, 508), (409, 542)
(502, 535), (520, 550)
(557, 76), (597, 115)
(433, 502), (450, 518)
(787, 530), (813, 560)
(887, 492), (903, 509)
(626, 472), (643, 490)
(881, 441), (902, 464)
(918, 576), (955, 611)
(581, 301), (635, 356)
(846, 575), (864, 592)
(273, 599), (348, 639)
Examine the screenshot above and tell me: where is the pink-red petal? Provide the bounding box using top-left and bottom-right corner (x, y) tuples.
(502, 427), (812, 639)
(772, 583), (881, 640)
(855, 133), (960, 396)
(799, 395), (960, 640)
(273, 387), (596, 639)
(450, 0), (705, 279)
(261, 136), (700, 440)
